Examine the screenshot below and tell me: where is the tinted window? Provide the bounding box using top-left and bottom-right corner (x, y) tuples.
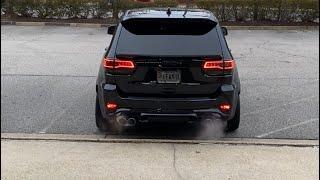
(121, 18), (216, 35)
(116, 18), (222, 56)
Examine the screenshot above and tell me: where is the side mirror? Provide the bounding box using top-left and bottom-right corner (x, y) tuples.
(221, 26), (228, 36)
(107, 25), (116, 35)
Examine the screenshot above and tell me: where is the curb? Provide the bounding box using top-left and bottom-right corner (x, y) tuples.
(1, 21), (319, 30)
(1, 21), (114, 28)
(225, 25), (319, 30)
(1, 133), (318, 147)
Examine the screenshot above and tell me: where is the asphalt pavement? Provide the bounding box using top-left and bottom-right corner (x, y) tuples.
(1, 26), (319, 139)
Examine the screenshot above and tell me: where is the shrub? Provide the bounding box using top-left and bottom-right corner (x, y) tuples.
(154, 0), (178, 7)
(194, 0), (319, 22)
(1, 0), (319, 22)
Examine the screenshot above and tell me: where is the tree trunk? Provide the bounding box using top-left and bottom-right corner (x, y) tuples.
(253, 0), (258, 21)
(277, 0), (283, 22)
(6, 0), (14, 17)
(112, 0), (118, 19)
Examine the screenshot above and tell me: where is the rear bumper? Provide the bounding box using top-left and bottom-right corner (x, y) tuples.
(98, 84), (238, 122)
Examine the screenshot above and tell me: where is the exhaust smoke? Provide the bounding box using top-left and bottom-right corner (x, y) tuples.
(196, 114), (226, 139)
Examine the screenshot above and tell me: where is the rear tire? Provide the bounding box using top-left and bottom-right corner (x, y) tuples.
(95, 95), (108, 132)
(226, 97), (240, 132)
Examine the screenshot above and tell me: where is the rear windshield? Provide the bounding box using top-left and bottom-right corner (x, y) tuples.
(115, 18), (222, 56)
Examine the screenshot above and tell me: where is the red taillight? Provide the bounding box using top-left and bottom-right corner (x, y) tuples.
(219, 103), (231, 113)
(203, 61), (224, 70)
(202, 59), (235, 72)
(104, 58), (114, 69)
(104, 58), (135, 69)
(106, 102), (117, 111)
(223, 60), (235, 71)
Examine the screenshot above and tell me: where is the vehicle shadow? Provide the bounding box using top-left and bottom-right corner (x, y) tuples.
(102, 118), (229, 140)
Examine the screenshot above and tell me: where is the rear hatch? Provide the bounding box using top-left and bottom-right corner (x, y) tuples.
(113, 18), (224, 97)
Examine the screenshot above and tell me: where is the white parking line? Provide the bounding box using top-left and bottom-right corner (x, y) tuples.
(38, 109), (67, 134)
(256, 118), (319, 138)
(242, 95), (317, 116)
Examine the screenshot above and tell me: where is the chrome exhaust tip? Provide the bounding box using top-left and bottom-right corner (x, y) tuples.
(128, 118), (136, 126)
(115, 113), (136, 127)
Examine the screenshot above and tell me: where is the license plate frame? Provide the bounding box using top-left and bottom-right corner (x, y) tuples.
(157, 70), (181, 84)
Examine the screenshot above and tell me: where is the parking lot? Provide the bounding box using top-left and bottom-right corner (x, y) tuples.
(1, 25), (319, 139)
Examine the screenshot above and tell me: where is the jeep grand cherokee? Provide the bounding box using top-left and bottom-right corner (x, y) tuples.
(95, 8), (241, 133)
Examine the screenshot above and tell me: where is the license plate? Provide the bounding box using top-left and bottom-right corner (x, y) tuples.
(157, 70), (181, 84)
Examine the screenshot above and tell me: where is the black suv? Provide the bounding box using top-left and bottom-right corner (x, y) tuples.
(95, 8), (241, 132)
